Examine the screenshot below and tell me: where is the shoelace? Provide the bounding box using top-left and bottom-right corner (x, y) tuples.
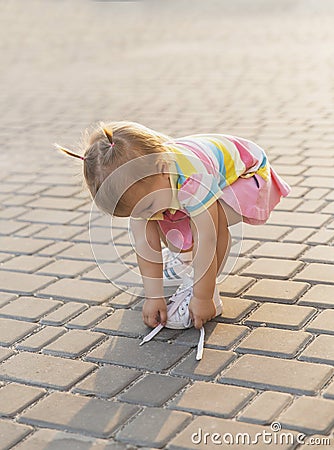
(140, 284), (205, 360)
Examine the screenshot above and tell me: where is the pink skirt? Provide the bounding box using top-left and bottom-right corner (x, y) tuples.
(157, 168), (291, 250)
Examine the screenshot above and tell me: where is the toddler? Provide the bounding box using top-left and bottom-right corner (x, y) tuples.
(55, 121), (291, 359)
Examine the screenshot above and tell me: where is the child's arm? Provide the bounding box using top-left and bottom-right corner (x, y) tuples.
(189, 200), (219, 328)
(130, 218), (167, 328)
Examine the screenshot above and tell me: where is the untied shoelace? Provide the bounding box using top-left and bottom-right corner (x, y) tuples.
(139, 291), (205, 360)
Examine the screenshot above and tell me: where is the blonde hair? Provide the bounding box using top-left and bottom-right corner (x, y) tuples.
(55, 121), (173, 216)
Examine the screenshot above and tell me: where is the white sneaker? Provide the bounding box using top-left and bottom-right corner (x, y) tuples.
(162, 247), (193, 287)
(140, 273), (223, 360)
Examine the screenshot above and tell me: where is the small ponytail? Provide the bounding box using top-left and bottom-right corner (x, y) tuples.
(100, 126), (115, 148)
(54, 143), (86, 161)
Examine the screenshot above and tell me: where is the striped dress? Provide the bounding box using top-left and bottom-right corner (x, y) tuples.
(146, 133), (291, 250)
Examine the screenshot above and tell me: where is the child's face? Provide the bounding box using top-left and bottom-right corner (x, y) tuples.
(131, 173), (173, 219)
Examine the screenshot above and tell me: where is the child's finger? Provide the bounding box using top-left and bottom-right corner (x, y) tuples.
(159, 309), (167, 326)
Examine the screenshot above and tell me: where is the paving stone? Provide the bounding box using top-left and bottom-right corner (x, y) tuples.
(0, 255), (53, 273)
(306, 310), (334, 335)
(252, 242), (308, 259)
(118, 374), (188, 406)
(34, 224), (84, 240)
(242, 279), (309, 304)
(217, 275), (255, 296)
(276, 197), (303, 211)
(0, 318), (38, 346)
(16, 326), (67, 352)
(298, 284), (334, 308)
(0, 383), (46, 417)
(294, 263), (334, 284)
(85, 336), (191, 371)
(215, 297), (257, 323)
(0, 220), (28, 235)
(38, 278), (120, 305)
(278, 396), (334, 434)
(73, 365), (142, 398)
(66, 306), (110, 329)
(297, 200), (327, 213)
(220, 354), (333, 395)
(37, 241), (73, 257)
(0, 421), (32, 450)
(0, 292), (17, 307)
(81, 263), (129, 283)
(26, 196), (86, 210)
(168, 415), (296, 450)
(300, 176), (334, 189)
(0, 352), (96, 390)
(18, 392), (139, 439)
(304, 187), (330, 199)
(37, 259), (95, 277)
(0, 236), (53, 255)
(0, 271), (56, 295)
(169, 381), (255, 418)
(171, 349), (236, 381)
(229, 239), (260, 256)
(115, 407), (191, 447)
(238, 391), (293, 425)
(56, 242), (130, 262)
(17, 208), (82, 225)
(306, 229), (334, 245)
(282, 227), (315, 243)
(240, 224), (291, 241)
(94, 309), (155, 338)
(176, 322), (249, 350)
(0, 297), (61, 322)
(13, 428), (119, 450)
(236, 327), (312, 358)
(299, 335), (334, 364)
(241, 258), (304, 280)
(267, 211), (331, 228)
(301, 245), (334, 263)
(42, 329), (105, 358)
(323, 380), (334, 399)
(0, 348), (14, 363)
(244, 303), (316, 330)
(0, 207), (27, 220)
(40, 302), (88, 326)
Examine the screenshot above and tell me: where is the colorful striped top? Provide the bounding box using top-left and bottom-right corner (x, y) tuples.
(145, 133), (273, 221)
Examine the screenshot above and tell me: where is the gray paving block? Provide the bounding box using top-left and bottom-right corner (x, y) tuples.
(16, 326), (67, 352)
(220, 354), (333, 395)
(0, 352), (96, 390)
(236, 328), (312, 358)
(215, 297), (257, 323)
(0, 383), (46, 417)
(42, 329), (105, 358)
(278, 396), (334, 434)
(73, 365), (142, 398)
(238, 391), (293, 425)
(175, 322), (249, 350)
(306, 310), (334, 334)
(38, 278), (120, 304)
(298, 284), (334, 308)
(40, 302), (88, 326)
(171, 349), (236, 380)
(0, 236), (53, 255)
(0, 297), (61, 322)
(0, 348), (14, 363)
(169, 381), (256, 418)
(0, 420), (32, 450)
(0, 271), (57, 295)
(66, 306), (110, 329)
(0, 255), (53, 273)
(299, 335), (334, 364)
(85, 336), (191, 371)
(115, 407), (192, 447)
(14, 429), (125, 450)
(37, 259), (95, 277)
(242, 279), (310, 304)
(18, 392), (139, 439)
(118, 374), (188, 406)
(244, 303), (316, 330)
(0, 318), (38, 346)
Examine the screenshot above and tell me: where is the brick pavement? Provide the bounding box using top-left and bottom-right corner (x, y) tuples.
(0, 0), (334, 448)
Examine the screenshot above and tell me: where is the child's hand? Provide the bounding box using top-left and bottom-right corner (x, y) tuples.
(142, 297), (167, 328)
(189, 295), (217, 329)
